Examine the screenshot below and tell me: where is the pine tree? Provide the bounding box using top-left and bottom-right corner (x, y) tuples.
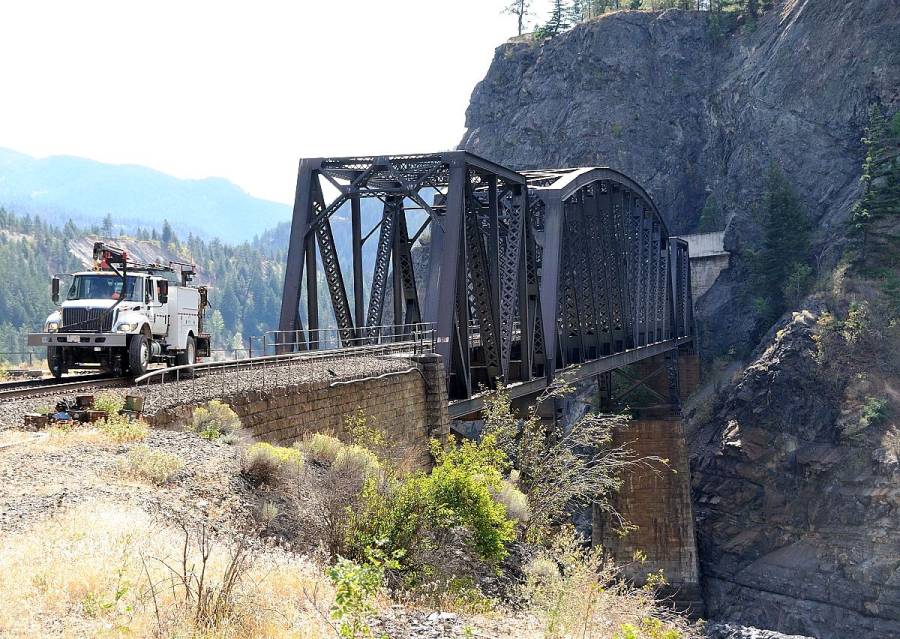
(752, 165), (811, 323)
(565, 0), (584, 25)
(504, 0), (531, 36)
(537, 0), (571, 37)
(161, 220), (174, 246)
(102, 214), (113, 237)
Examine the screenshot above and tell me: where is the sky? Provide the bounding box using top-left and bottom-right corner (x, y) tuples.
(0, 0), (553, 204)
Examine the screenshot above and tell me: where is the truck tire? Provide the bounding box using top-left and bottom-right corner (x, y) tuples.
(176, 336), (196, 368)
(128, 334), (150, 376)
(48, 347), (65, 379)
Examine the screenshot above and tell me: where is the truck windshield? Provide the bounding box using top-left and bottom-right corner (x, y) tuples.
(67, 275), (143, 302)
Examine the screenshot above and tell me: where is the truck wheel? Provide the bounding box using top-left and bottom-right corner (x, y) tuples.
(128, 335), (150, 376)
(48, 347), (65, 379)
(176, 336), (196, 368)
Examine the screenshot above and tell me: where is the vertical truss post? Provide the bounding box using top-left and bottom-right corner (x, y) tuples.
(539, 190), (563, 377)
(515, 184), (532, 381)
(351, 195), (365, 331)
(391, 201), (404, 340)
(278, 159), (318, 351)
(367, 195), (400, 336)
(424, 159), (466, 384)
(305, 231), (318, 349)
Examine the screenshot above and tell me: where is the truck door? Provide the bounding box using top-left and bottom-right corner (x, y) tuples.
(147, 278), (169, 337)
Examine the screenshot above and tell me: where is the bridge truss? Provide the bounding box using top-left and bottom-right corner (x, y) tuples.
(278, 152), (693, 400)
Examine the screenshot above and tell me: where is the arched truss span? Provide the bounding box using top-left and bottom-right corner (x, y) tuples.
(278, 154), (693, 401)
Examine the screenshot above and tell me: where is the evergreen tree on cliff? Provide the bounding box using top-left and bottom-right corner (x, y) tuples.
(852, 105), (900, 261)
(504, 0), (531, 36)
(536, 0), (571, 37)
(752, 165), (811, 325)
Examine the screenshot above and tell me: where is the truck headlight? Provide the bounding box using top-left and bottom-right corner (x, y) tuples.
(46, 320), (60, 333)
(116, 322), (139, 333)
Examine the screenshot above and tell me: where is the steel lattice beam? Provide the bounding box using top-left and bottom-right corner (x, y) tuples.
(278, 155), (694, 401)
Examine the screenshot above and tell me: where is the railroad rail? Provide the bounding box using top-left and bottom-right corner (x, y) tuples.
(0, 375), (130, 402)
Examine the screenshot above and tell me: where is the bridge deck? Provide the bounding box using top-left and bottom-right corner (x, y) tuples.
(449, 336), (692, 418)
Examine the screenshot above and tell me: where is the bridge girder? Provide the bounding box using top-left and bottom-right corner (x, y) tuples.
(278, 153), (694, 401)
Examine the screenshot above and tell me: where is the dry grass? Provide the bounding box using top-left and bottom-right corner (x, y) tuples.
(297, 432), (343, 465)
(242, 442), (304, 486)
(522, 529), (701, 639)
(120, 445), (184, 485)
(98, 414), (149, 443)
(493, 479), (531, 525)
(0, 503), (337, 638)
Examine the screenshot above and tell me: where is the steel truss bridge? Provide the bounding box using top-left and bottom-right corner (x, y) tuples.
(277, 151), (694, 410)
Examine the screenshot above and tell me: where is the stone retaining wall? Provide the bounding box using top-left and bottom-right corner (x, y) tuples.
(149, 354), (449, 465)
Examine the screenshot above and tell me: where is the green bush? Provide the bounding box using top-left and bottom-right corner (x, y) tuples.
(241, 442), (304, 486)
(120, 445), (184, 485)
(191, 400), (241, 440)
(861, 396), (890, 430)
(94, 392), (125, 416)
(98, 414), (149, 443)
(346, 435), (515, 568)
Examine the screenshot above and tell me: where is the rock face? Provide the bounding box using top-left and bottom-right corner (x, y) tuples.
(460, 0), (900, 356)
(459, 2), (900, 637)
(689, 305), (900, 638)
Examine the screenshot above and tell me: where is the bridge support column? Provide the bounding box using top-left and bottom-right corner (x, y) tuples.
(594, 351), (703, 615)
(412, 353), (451, 446)
(593, 414), (703, 614)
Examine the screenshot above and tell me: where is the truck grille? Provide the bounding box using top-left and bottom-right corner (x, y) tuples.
(62, 308), (114, 332)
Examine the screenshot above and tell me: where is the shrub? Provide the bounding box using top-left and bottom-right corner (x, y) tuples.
(333, 445), (381, 479)
(493, 480), (530, 525)
(327, 553), (388, 639)
(344, 410), (386, 454)
(94, 392), (125, 416)
(860, 396), (890, 430)
(191, 400), (241, 440)
(242, 442), (304, 486)
(121, 445), (184, 485)
(299, 432), (344, 465)
(483, 384), (642, 542)
(98, 414), (149, 443)
(524, 527), (693, 639)
(345, 436), (516, 569)
(427, 437), (515, 561)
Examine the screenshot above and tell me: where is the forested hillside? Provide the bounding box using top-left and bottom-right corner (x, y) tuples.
(0, 209), (285, 365)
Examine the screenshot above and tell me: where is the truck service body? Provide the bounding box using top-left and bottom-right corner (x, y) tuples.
(28, 242), (211, 377)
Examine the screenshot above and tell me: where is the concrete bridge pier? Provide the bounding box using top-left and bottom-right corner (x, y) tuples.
(592, 347), (704, 615)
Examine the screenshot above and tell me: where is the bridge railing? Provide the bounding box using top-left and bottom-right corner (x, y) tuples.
(262, 322), (437, 354)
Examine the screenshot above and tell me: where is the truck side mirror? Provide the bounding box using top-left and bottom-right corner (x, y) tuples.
(51, 278), (60, 304)
(158, 280), (169, 303)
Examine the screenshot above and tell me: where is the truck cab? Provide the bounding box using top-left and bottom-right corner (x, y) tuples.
(29, 243), (210, 378)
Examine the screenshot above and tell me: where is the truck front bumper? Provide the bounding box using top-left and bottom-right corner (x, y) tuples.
(27, 333), (128, 348)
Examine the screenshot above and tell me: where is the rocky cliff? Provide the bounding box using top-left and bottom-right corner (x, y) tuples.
(460, 2), (900, 637)
(461, 0), (899, 356)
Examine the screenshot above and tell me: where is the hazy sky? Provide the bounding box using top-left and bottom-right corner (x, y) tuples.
(0, 0), (552, 204)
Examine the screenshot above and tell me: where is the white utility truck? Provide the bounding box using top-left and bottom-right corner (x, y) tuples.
(28, 242), (211, 377)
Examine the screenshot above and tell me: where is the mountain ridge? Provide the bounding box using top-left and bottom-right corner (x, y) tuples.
(0, 147), (291, 243)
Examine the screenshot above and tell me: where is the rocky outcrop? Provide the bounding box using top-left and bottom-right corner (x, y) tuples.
(689, 305), (900, 638)
(459, 3), (900, 637)
(705, 623), (814, 639)
(460, 0), (900, 356)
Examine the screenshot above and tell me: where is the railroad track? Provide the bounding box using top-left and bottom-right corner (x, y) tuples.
(0, 375), (131, 402)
